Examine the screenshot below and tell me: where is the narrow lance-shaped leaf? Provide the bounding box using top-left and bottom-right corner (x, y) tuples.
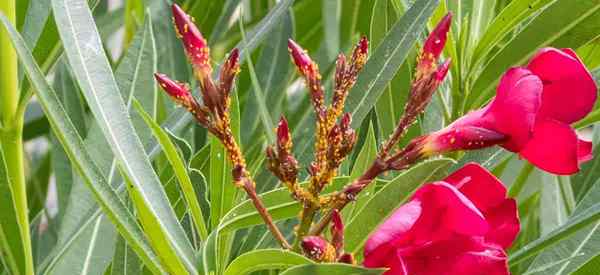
(0, 14), (164, 274)
(345, 0), (440, 128)
(133, 99), (208, 240)
(50, 0), (196, 272)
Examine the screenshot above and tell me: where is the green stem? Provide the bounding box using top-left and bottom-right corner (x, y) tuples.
(0, 1), (32, 274)
(0, 120), (32, 275)
(0, 0), (18, 120)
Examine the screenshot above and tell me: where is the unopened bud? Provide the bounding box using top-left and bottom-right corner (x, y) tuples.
(219, 48), (240, 97)
(308, 162), (319, 177)
(423, 13), (452, 62)
(421, 126), (507, 157)
(338, 253), (355, 264)
(288, 39), (318, 78)
(277, 116), (292, 152)
(172, 4), (211, 74)
(301, 236), (336, 262)
(330, 209), (344, 254)
(232, 164), (244, 183)
(350, 36), (369, 72)
(435, 59), (451, 82)
(334, 53), (347, 91)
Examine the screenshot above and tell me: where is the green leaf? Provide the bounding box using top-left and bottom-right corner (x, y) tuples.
(346, 0), (440, 128)
(232, 0), (294, 60)
(51, 0), (196, 272)
(467, 0), (600, 109)
(238, 15), (275, 144)
(0, 14), (164, 274)
(241, 11), (293, 146)
(133, 99), (209, 240)
(470, 0), (553, 69)
(223, 249), (313, 275)
(526, 175), (600, 274)
(344, 158), (455, 254)
(44, 216), (116, 275)
(509, 200), (600, 267)
(280, 263), (385, 275)
(0, 144), (26, 275)
(219, 177), (350, 233)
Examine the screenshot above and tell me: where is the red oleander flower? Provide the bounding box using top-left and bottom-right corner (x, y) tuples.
(421, 48), (597, 175)
(364, 163), (519, 275)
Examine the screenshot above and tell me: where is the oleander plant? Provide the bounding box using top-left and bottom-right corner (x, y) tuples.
(0, 0), (599, 274)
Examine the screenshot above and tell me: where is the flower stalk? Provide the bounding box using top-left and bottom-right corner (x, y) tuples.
(159, 4), (291, 249)
(286, 38), (367, 249)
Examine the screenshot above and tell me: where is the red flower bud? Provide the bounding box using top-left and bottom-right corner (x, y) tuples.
(423, 13), (451, 61)
(338, 253), (355, 264)
(330, 209), (344, 254)
(334, 53), (347, 91)
(350, 36), (369, 71)
(301, 236), (336, 262)
(172, 4), (211, 73)
(219, 48), (240, 97)
(288, 39), (318, 78)
(417, 13), (452, 78)
(436, 59), (451, 82)
(308, 162), (319, 177)
(277, 116), (291, 151)
(421, 126), (507, 157)
(155, 73), (191, 99)
(340, 113), (352, 132)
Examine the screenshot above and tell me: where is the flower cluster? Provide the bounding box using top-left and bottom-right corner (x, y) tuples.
(154, 5), (597, 274)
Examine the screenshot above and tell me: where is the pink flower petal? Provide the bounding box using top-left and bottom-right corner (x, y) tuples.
(578, 138), (594, 163)
(485, 67), (543, 151)
(444, 162), (507, 212)
(484, 199), (520, 249)
(520, 119), (579, 175)
(450, 244), (509, 275)
(364, 200), (422, 263)
(527, 47), (598, 124)
(411, 183), (489, 242)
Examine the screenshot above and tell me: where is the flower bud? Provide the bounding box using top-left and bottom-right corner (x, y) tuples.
(171, 4), (211, 74)
(155, 73), (191, 100)
(308, 162), (319, 177)
(330, 209), (344, 254)
(288, 39), (318, 78)
(288, 39), (325, 113)
(301, 236), (336, 262)
(338, 253), (355, 264)
(416, 13), (451, 79)
(421, 126), (507, 157)
(350, 36), (369, 72)
(219, 48), (240, 97)
(277, 116), (292, 153)
(334, 53), (347, 91)
(423, 13), (452, 62)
